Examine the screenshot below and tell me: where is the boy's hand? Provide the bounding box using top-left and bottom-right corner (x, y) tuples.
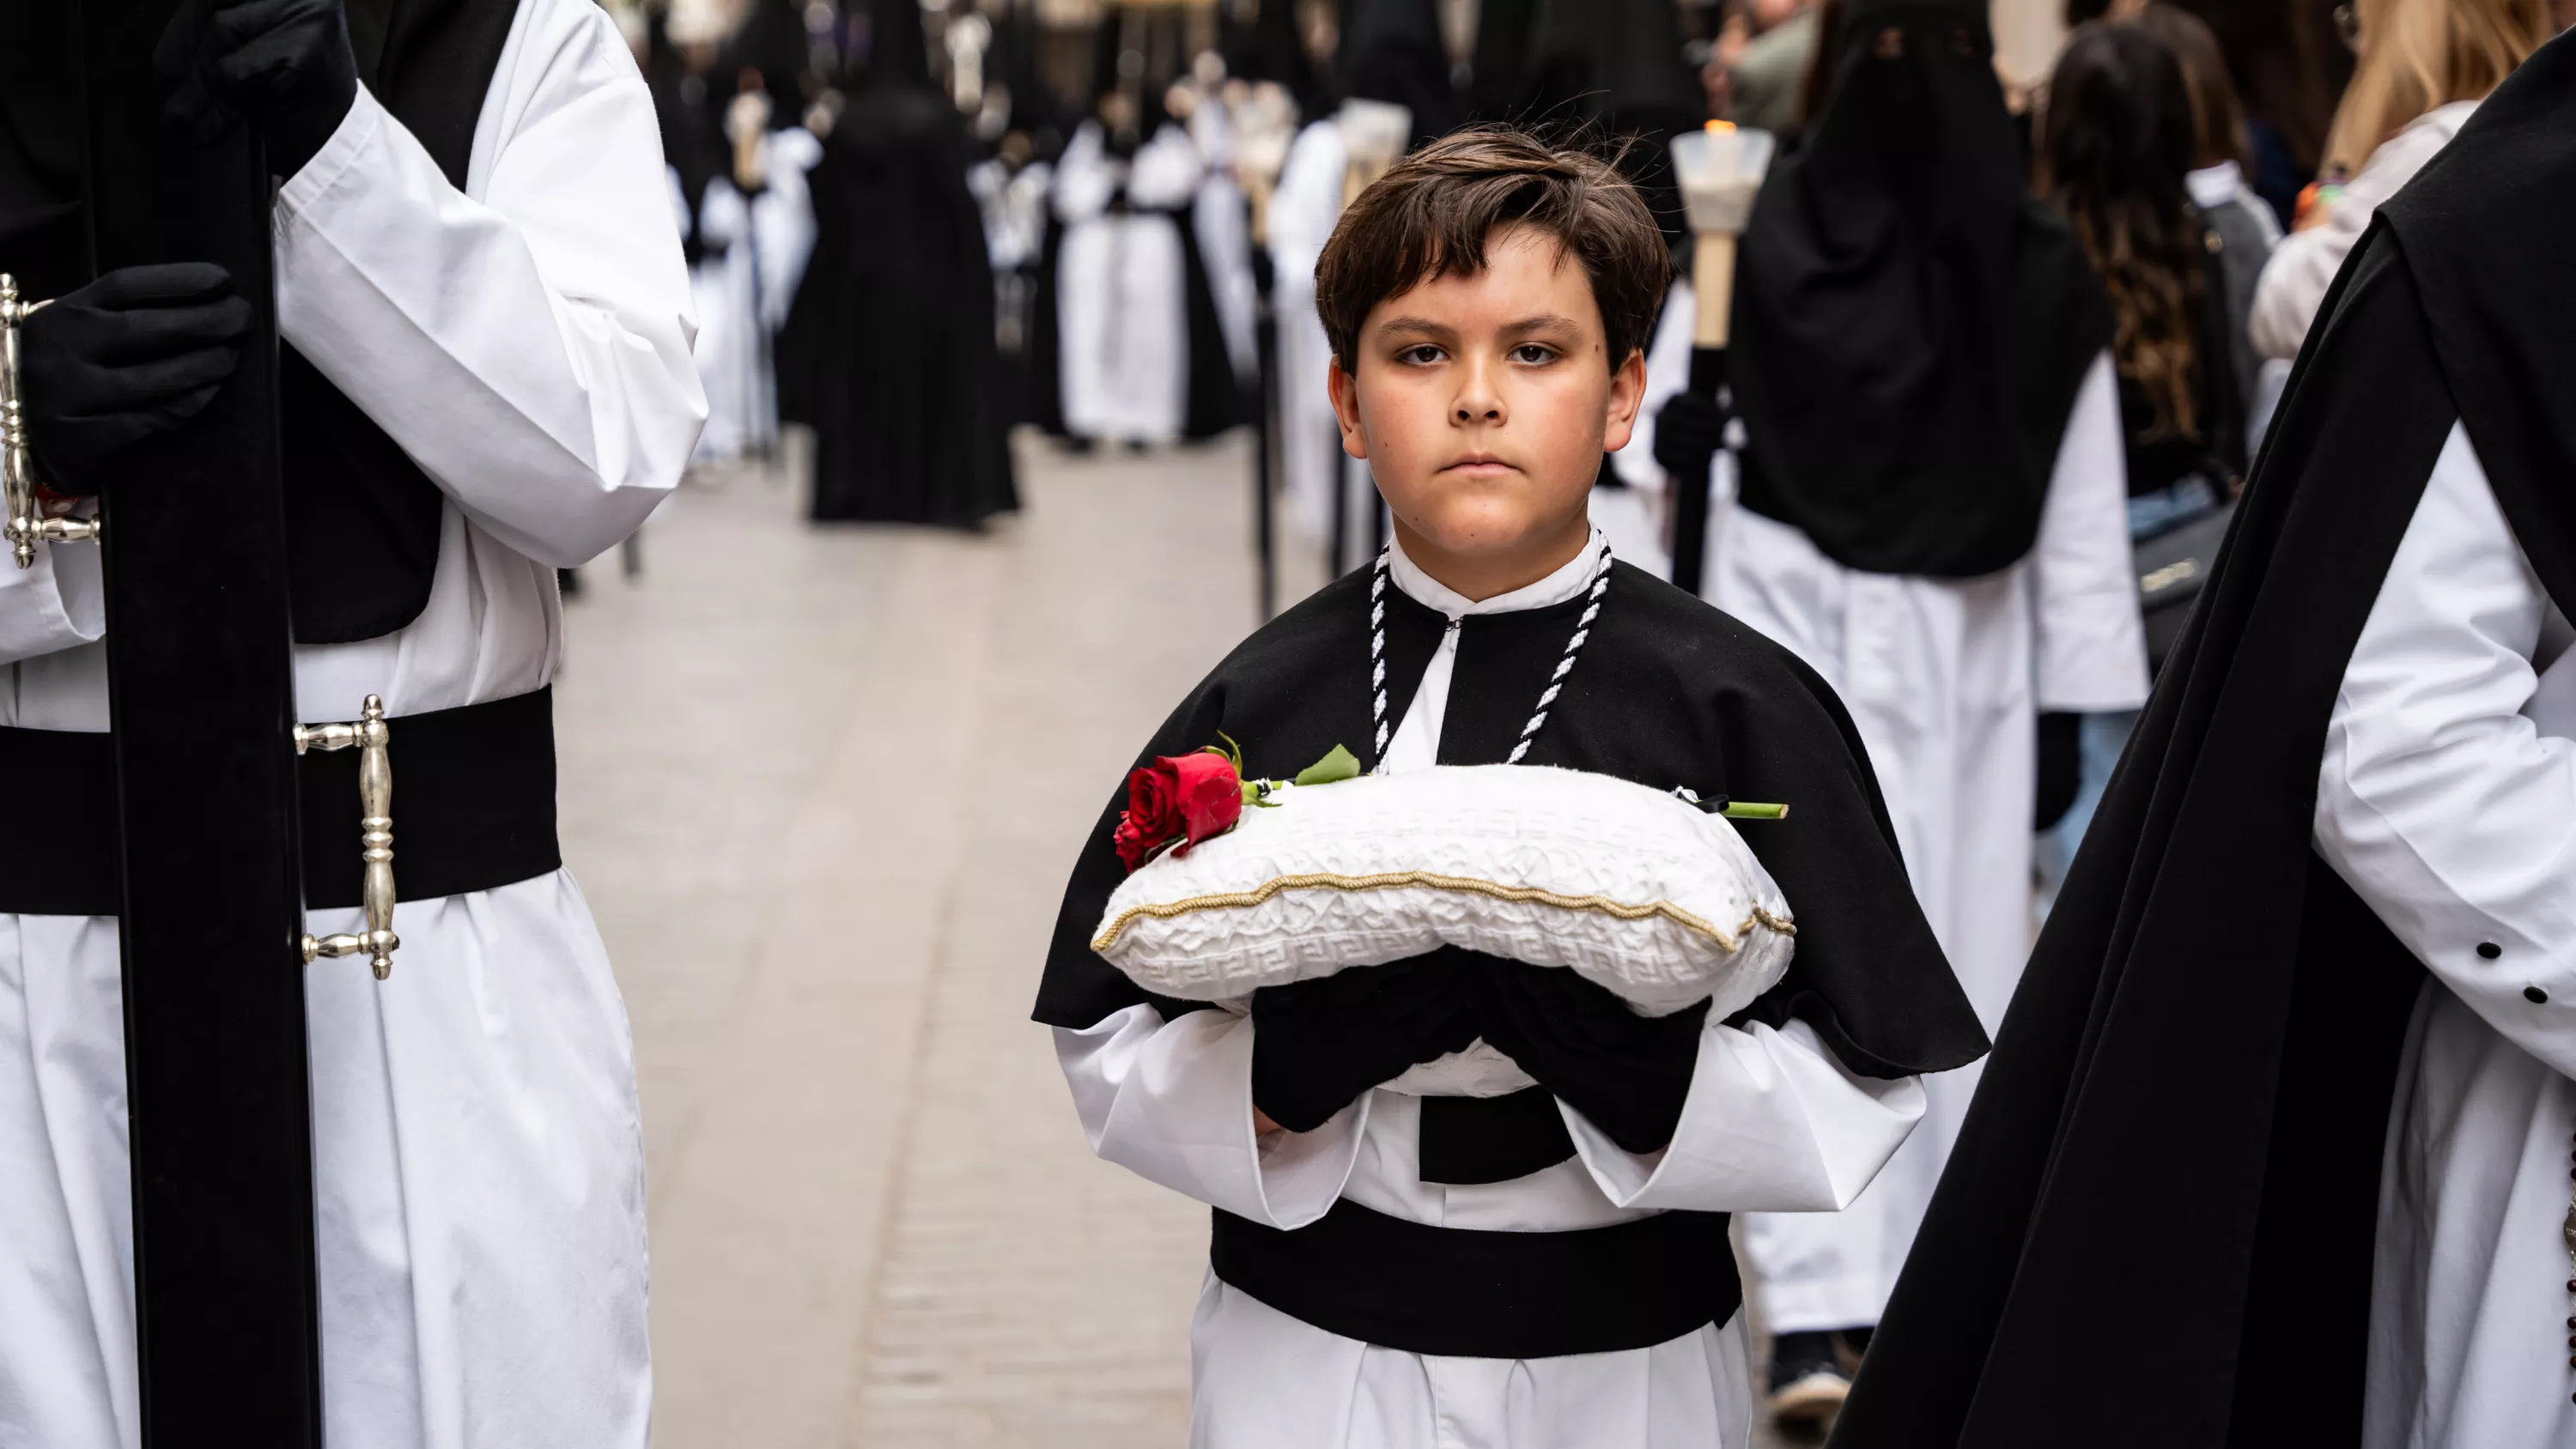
(1249, 953), (1482, 1134)
(1473, 965), (1710, 1155)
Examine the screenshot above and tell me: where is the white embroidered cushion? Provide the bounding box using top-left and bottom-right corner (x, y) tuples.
(1090, 764), (1795, 1017)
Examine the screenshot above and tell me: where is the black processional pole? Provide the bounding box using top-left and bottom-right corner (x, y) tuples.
(80, 0), (326, 1441)
(1668, 344), (1724, 597)
(1668, 123), (1770, 598)
(1250, 246), (1280, 621)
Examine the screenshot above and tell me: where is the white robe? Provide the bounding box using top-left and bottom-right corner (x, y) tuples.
(1715, 351), (2149, 1332)
(1267, 118), (1382, 567)
(1589, 278), (1720, 577)
(690, 125), (821, 464)
(0, 3), (703, 1446)
(1055, 121), (1202, 443)
(1055, 537), (1930, 1447)
(1188, 96), (1260, 384)
(2312, 426), (2576, 1449)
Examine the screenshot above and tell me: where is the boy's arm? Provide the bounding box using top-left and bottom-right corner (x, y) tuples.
(1054, 1003), (1367, 1228)
(1556, 1016), (1925, 1213)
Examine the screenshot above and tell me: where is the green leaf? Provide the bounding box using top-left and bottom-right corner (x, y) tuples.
(1294, 744), (1363, 787)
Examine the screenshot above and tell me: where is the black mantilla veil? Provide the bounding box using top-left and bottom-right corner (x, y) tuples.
(1827, 34), (2576, 1449)
(1730, 0), (2110, 579)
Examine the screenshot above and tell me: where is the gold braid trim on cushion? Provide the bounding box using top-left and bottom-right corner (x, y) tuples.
(1091, 870), (1798, 953)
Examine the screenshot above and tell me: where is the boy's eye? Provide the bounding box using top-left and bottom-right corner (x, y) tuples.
(1509, 343), (1558, 365)
(1397, 344), (1446, 366)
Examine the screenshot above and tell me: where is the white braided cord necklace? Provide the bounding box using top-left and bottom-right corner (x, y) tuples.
(1368, 540), (1614, 770)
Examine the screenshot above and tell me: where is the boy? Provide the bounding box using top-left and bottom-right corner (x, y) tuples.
(1034, 128), (1986, 1446)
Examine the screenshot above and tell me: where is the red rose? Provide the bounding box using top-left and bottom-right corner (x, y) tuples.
(1114, 764), (1181, 871)
(1112, 749), (1246, 871)
(1167, 750), (1245, 850)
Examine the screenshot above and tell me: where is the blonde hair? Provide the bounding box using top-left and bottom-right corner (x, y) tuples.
(2321, 0), (2550, 173)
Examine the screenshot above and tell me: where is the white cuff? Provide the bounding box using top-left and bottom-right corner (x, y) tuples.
(276, 83), (386, 219)
(1056, 1005), (1365, 1229)
(0, 523), (106, 667)
(1562, 1017), (1923, 1213)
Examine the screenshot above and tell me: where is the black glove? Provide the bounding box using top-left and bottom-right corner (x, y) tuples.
(19, 264), (252, 495)
(1650, 391), (1729, 484)
(1472, 963), (1710, 1155)
(1250, 952), (1484, 1133)
(159, 0), (359, 181)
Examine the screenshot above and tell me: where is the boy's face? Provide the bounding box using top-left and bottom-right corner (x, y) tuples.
(1329, 225), (1645, 598)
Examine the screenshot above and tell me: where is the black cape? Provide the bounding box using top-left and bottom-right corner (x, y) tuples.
(1034, 558), (1990, 1088)
(779, 87), (1019, 526)
(1731, 0), (2111, 579)
(1829, 36), (2576, 1449)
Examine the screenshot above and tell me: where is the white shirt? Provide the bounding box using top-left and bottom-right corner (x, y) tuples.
(2312, 425), (2576, 1449)
(1054, 539), (1928, 1447)
(1376, 530), (1609, 776)
(2251, 102), (2476, 361)
(2185, 159), (2284, 244)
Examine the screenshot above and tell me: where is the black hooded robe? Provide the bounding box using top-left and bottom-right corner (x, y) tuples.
(1827, 36), (2576, 1449)
(779, 2), (1018, 526)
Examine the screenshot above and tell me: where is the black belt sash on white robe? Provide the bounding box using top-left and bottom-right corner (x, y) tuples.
(0, 686), (560, 918)
(1212, 1199), (1741, 1359)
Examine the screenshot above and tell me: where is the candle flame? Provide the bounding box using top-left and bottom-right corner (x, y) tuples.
(1705, 120), (1735, 134)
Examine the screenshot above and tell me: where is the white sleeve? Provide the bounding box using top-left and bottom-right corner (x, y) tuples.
(271, 3), (705, 570)
(2247, 115), (2454, 361)
(1054, 1003), (1367, 1228)
(2315, 425), (2576, 1079)
(2029, 350), (2151, 712)
(0, 529), (105, 667)
(1557, 1016), (1925, 1213)
(2247, 206), (2364, 361)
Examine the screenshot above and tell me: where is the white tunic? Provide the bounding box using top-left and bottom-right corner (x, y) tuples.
(0, 3), (703, 1446)
(2311, 426), (2576, 1449)
(1054, 538), (1929, 1447)
(1716, 351), (2148, 1332)
(1055, 121), (1202, 443)
(690, 125), (821, 464)
(1268, 118), (1378, 562)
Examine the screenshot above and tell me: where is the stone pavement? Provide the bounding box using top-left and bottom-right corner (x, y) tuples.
(556, 433), (1819, 1447)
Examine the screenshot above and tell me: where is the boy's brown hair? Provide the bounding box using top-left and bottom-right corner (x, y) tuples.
(1314, 126), (1673, 375)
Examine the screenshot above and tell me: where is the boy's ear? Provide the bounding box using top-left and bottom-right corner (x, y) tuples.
(1601, 347), (1648, 455)
(1327, 355), (1370, 460)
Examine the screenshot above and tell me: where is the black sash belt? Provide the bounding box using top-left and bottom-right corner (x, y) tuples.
(1210, 1199), (1741, 1360)
(1, 687), (559, 918)
(1418, 1087), (1578, 1185)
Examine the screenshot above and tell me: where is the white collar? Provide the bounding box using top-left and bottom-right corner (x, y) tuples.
(1387, 530), (1609, 621)
(2184, 161), (2242, 212)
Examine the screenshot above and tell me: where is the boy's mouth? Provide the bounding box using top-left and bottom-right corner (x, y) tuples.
(1440, 453), (1520, 477)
